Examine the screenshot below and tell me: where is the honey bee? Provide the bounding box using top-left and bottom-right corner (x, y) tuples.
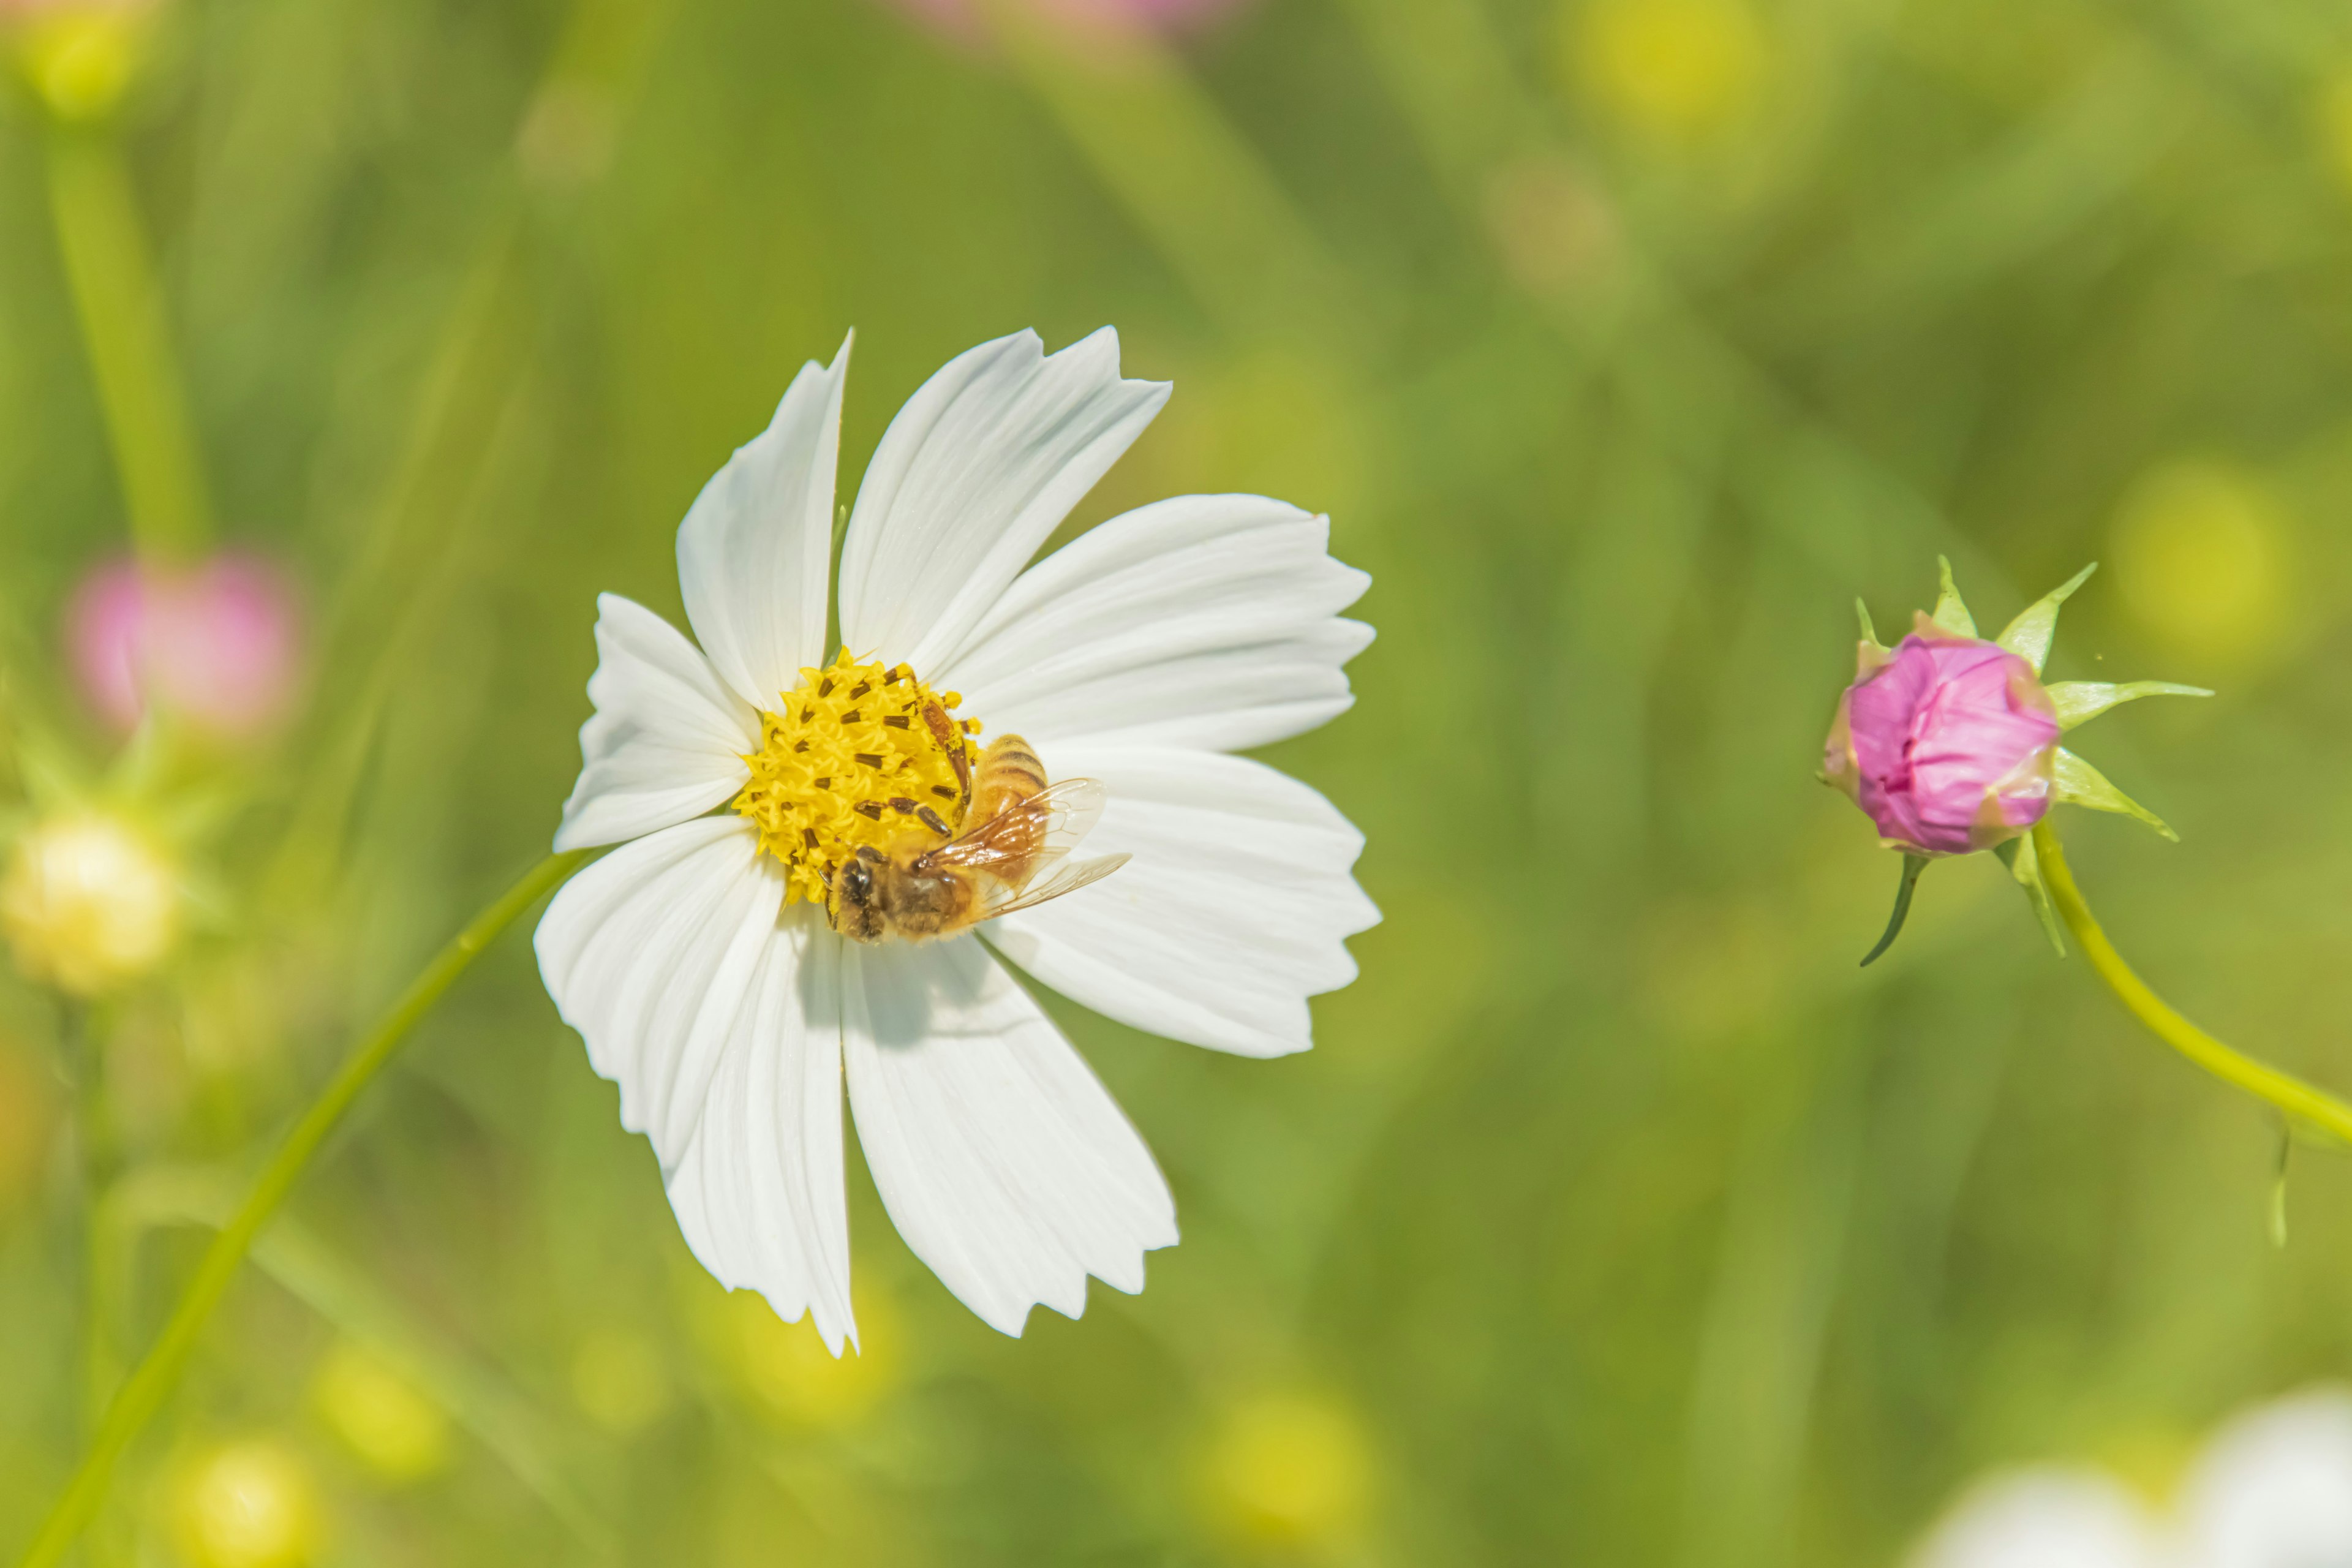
(826, 734), (1131, 944)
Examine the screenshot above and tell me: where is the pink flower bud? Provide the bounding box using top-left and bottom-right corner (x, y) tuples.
(880, 0), (1253, 43)
(1824, 621), (2060, 858)
(66, 553), (303, 741)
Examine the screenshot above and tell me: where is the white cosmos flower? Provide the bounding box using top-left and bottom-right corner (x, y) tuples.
(533, 328), (1376, 1351)
(1909, 1388), (2352, 1568)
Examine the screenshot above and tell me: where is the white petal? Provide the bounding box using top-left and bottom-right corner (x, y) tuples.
(2178, 1389), (2352, 1568)
(982, 745), (1376, 1058)
(554, 595), (758, 853)
(841, 937), (1176, 1336)
(665, 907), (856, 1354)
(836, 328), (1169, 675)
(533, 816), (783, 1166)
(678, 336), (850, 710)
(1907, 1471), (2158, 1568)
(937, 494), (1371, 752)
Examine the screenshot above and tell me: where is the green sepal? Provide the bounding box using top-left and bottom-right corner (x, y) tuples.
(1931, 556), (1977, 638)
(2052, 748), (2177, 840)
(2045, 680), (2213, 730)
(1994, 835), (2066, 956)
(1994, 562), (2097, 675)
(1859, 853), (1930, 968)
(1855, 598), (1886, 656)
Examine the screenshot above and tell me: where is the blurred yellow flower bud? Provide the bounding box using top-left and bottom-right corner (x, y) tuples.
(2109, 458), (2292, 663)
(571, 1326), (673, 1434)
(714, 1284), (895, 1428)
(9, 1), (155, 121)
(1569, 0), (1768, 143)
(170, 1439), (320, 1568)
(1199, 1390), (1374, 1547)
(1, 811), (179, 995)
(310, 1342), (449, 1484)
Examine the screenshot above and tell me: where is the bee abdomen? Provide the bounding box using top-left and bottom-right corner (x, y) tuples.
(971, 735), (1048, 823)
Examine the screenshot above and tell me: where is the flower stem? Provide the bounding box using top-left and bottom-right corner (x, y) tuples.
(10, 850), (584, 1568)
(2030, 823), (2352, 1146)
(45, 127), (213, 565)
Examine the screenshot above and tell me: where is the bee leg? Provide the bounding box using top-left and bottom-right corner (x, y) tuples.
(921, 700), (973, 815)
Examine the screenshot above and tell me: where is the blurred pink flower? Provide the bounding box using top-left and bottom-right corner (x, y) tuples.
(881, 0), (1253, 42)
(0, 0), (153, 20)
(1825, 628), (2059, 858)
(67, 553), (303, 740)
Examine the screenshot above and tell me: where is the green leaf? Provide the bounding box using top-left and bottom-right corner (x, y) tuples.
(2045, 679), (2212, 729)
(1994, 561), (2097, 674)
(1931, 556), (1977, 638)
(2052, 748), (2177, 840)
(1995, 834), (2065, 955)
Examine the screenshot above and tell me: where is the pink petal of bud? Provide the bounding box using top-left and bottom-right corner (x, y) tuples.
(1825, 631), (2059, 857)
(66, 553), (303, 741)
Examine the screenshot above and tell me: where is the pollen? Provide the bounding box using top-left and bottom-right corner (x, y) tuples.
(734, 652), (981, 905)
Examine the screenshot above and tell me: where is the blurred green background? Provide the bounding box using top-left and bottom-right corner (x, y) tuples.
(5, 0), (2352, 1562)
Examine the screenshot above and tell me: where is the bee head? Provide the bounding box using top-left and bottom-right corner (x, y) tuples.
(826, 845), (888, 944)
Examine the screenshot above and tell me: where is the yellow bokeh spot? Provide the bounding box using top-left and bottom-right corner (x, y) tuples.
(19, 9), (146, 123)
(717, 1284), (895, 1428)
(310, 1342), (449, 1484)
(571, 1327), (673, 1434)
(1, 811), (179, 995)
(2109, 458), (2291, 662)
(171, 1439), (320, 1568)
(734, 651), (977, 907)
(1571, 0), (1769, 142)
(1200, 1391), (1374, 1547)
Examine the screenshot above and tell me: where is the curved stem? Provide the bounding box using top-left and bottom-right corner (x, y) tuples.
(12, 850), (584, 1568)
(2031, 823), (2352, 1147)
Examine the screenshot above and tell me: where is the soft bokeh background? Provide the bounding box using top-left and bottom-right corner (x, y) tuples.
(4, 0), (2352, 1562)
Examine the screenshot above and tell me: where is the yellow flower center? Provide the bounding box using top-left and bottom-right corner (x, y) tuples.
(733, 652), (981, 906)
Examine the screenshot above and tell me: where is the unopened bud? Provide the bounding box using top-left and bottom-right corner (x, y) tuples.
(1826, 623), (2059, 858)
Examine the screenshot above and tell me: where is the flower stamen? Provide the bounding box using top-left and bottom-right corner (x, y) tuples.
(733, 652), (981, 904)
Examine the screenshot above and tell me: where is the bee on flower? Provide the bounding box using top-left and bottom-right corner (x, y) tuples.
(535, 328), (1376, 1350)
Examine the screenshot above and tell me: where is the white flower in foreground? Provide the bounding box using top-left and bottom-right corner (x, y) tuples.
(1909, 1387), (2352, 1568)
(535, 328), (1376, 1351)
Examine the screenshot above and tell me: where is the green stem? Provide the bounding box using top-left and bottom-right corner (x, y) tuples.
(2032, 823), (2352, 1146)
(45, 128), (213, 564)
(12, 850), (584, 1568)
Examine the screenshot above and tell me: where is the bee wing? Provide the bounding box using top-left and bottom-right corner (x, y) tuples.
(978, 853), (1132, 921)
(923, 778), (1109, 883)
